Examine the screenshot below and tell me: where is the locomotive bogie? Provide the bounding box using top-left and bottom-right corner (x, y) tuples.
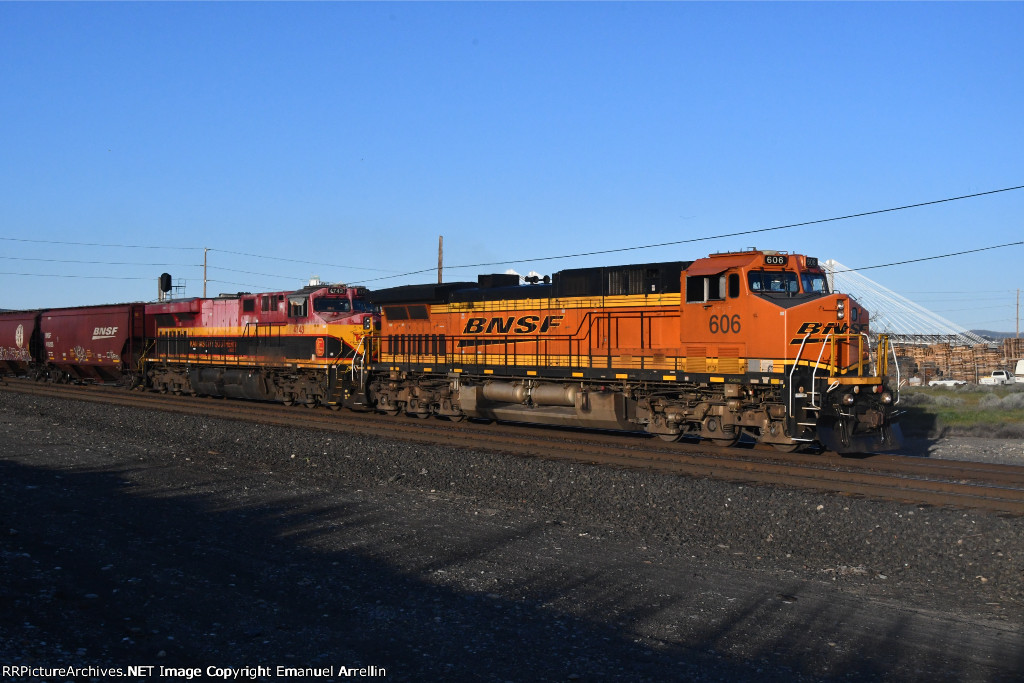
(147, 362), (337, 407)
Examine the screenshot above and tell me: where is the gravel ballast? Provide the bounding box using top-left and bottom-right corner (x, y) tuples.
(1, 391), (1022, 682)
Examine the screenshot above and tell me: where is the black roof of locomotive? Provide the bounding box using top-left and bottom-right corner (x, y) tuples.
(369, 260), (692, 305)
(369, 282), (478, 305)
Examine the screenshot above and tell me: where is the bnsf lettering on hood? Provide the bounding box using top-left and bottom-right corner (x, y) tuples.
(92, 326), (119, 340)
(463, 315), (563, 334)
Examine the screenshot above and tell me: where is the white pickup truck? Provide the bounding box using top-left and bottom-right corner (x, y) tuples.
(979, 370), (1016, 385)
(928, 378), (967, 387)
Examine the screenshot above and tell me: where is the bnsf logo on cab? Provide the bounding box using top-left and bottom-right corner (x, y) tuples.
(796, 322), (868, 335)
(92, 326), (119, 340)
(789, 321), (868, 343)
(463, 315), (563, 334)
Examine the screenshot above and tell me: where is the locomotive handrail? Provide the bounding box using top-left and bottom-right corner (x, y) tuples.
(809, 332), (834, 409)
(350, 335), (366, 387)
(788, 331), (813, 418)
(884, 334), (901, 405)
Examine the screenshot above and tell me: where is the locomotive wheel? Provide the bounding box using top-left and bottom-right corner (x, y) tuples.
(656, 433), (682, 443)
(772, 443), (800, 453)
(702, 417), (740, 447)
(379, 402), (401, 416)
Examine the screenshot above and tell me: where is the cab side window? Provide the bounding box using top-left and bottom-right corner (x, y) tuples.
(685, 274), (726, 303)
(288, 296), (308, 318)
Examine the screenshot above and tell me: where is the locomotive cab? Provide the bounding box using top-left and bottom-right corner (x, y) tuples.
(305, 285), (375, 327)
(681, 250), (899, 452)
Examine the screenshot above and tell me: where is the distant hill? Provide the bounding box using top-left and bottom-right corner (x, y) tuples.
(972, 330), (1019, 341)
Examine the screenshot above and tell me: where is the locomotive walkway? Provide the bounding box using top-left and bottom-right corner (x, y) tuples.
(4, 378), (1024, 515)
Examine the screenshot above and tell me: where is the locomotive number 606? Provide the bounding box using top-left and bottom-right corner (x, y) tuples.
(709, 314), (741, 334)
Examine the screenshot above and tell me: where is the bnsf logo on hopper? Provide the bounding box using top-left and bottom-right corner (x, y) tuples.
(92, 326), (119, 340)
(463, 315), (563, 335)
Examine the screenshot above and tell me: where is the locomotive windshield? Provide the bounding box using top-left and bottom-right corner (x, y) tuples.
(312, 297), (374, 314)
(801, 272), (829, 294)
(313, 297), (352, 313)
(748, 270), (798, 294)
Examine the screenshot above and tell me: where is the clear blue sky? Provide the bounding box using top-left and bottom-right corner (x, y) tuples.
(2, 2), (1022, 332)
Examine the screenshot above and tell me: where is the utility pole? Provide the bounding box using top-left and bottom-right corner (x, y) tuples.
(203, 248), (208, 298)
(437, 236), (443, 284)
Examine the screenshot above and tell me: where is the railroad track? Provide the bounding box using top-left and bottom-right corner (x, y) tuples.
(4, 378), (1024, 515)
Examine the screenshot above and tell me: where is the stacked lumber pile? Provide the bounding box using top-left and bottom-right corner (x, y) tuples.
(1003, 337), (1024, 361)
(892, 339), (1021, 383)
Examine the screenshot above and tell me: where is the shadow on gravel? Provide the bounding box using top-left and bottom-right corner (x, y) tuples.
(1, 458), (1018, 682)
(892, 410), (942, 458)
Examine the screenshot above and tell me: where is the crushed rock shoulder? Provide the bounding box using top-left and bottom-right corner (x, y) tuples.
(1, 391), (1022, 682)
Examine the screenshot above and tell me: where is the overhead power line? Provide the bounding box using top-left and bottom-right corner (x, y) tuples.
(0, 271), (154, 280)
(828, 241), (1024, 273)
(354, 183), (1024, 283)
(0, 237), (201, 250)
(0, 256), (200, 268)
(208, 248), (398, 274)
(2, 183), (1022, 285)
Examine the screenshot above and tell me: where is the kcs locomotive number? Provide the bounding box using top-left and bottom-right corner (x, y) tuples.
(709, 314), (740, 334)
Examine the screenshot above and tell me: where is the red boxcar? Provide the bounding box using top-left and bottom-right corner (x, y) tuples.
(40, 304), (147, 383)
(0, 310), (41, 376)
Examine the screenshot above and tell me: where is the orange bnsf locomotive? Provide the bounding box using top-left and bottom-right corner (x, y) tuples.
(367, 250), (902, 453)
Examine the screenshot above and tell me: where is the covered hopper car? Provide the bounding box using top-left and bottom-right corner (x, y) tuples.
(0, 310), (41, 376)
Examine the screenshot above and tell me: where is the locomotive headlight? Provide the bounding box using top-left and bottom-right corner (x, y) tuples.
(837, 300), (846, 319)
(881, 392), (893, 404)
(842, 393), (856, 406)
